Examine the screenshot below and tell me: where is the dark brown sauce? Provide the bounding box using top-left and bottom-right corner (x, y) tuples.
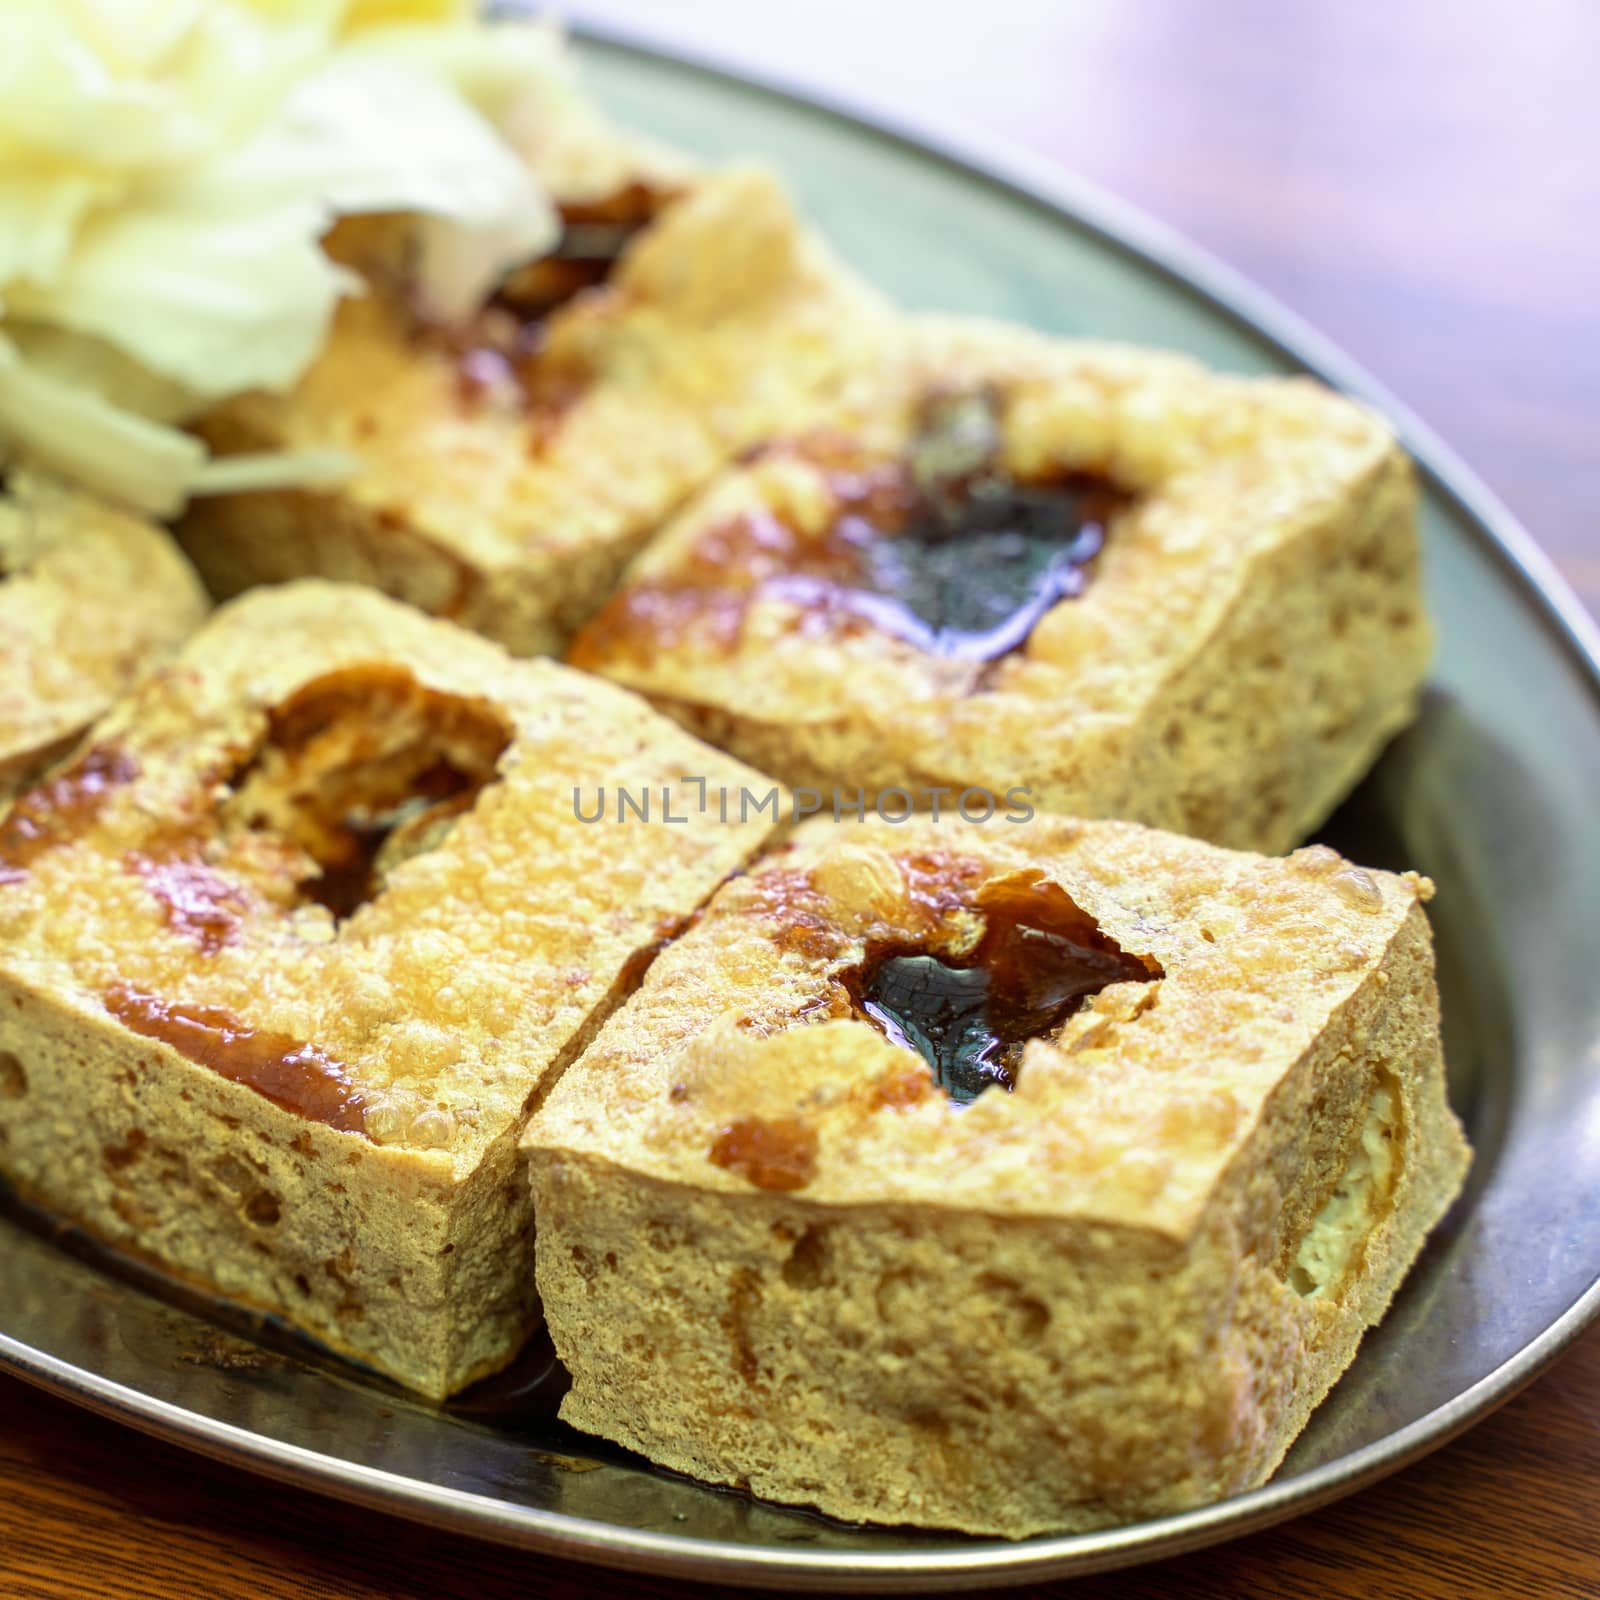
(730, 852), (989, 972)
(493, 182), (666, 320)
(0, 745), (138, 883)
(125, 851), (247, 956)
(569, 391), (1128, 668)
(440, 183), (671, 420)
(867, 1061), (936, 1110)
(816, 470), (1119, 661)
(841, 878), (1159, 1104)
(746, 870), (854, 963)
(897, 850), (994, 923)
(708, 1116), (819, 1191)
(448, 325), (592, 441)
(104, 984), (369, 1135)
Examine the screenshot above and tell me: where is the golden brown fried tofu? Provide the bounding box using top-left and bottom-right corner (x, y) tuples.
(526, 813), (1468, 1536)
(180, 159), (890, 657)
(572, 319), (1429, 854)
(0, 581), (778, 1396)
(1, 469), (208, 796)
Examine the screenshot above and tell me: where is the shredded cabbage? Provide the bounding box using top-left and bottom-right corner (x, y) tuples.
(0, 0), (563, 515)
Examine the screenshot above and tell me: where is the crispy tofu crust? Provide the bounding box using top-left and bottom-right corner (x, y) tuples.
(179, 162), (890, 657)
(571, 318), (1430, 854)
(524, 814), (1469, 1535)
(0, 469), (208, 796)
(0, 581), (778, 1396)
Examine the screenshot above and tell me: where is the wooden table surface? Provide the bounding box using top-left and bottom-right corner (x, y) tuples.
(4, 2), (1598, 1596)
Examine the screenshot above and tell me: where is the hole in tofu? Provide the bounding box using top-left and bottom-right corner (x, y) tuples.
(1288, 1074), (1401, 1299)
(812, 388), (1129, 662)
(437, 182), (676, 420)
(494, 182), (672, 320)
(570, 387), (1131, 668)
(977, 1271), (1051, 1341)
(780, 1224), (831, 1291)
(222, 664), (512, 919)
(0, 1050), (26, 1099)
(838, 875), (1160, 1105)
(103, 1129), (147, 1172)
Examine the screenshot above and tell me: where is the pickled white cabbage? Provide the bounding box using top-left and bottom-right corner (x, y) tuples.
(0, 1), (565, 514)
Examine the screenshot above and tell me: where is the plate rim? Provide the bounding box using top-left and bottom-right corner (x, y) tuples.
(5, 18), (1600, 1592)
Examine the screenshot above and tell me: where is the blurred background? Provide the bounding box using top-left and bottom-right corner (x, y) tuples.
(573, 0), (1600, 616)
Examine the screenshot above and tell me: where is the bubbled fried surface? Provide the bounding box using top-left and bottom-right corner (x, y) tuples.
(0, 581), (778, 1171)
(571, 318), (1430, 851)
(184, 159), (893, 657)
(0, 469), (208, 794)
(527, 814), (1437, 1237)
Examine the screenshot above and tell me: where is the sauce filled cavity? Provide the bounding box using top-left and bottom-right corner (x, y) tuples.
(841, 878), (1159, 1104)
(494, 183), (666, 320)
(572, 389), (1128, 667)
(804, 390), (1126, 660)
(223, 665), (511, 920)
(445, 183), (670, 413)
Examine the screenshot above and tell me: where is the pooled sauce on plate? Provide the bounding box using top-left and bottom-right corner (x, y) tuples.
(841, 877), (1158, 1103)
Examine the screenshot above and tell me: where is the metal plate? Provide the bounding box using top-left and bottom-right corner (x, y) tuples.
(4, 24), (1600, 1593)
